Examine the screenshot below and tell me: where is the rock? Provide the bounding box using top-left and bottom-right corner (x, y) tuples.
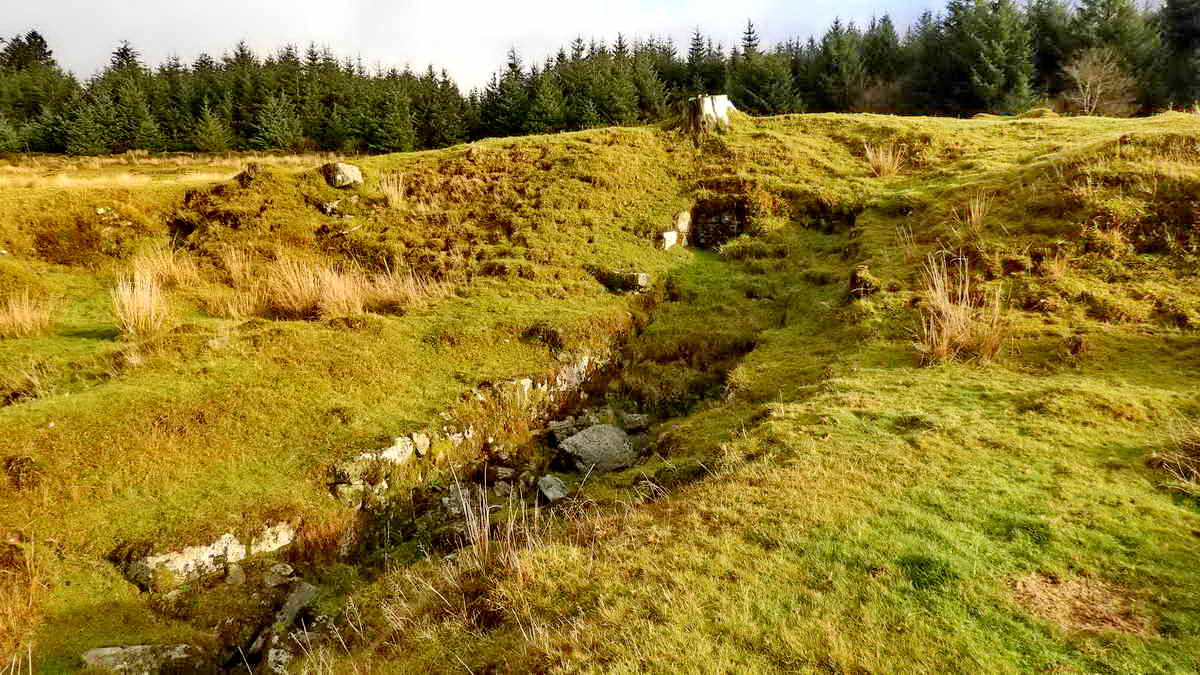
(411, 431), (431, 456)
(491, 466), (517, 482)
(659, 230), (679, 250)
(559, 425), (635, 473)
(81, 644), (210, 673)
(319, 162), (363, 188)
(266, 647), (293, 674)
(248, 582), (319, 658)
(263, 563), (295, 588)
(224, 563), (245, 587)
(674, 210), (692, 234)
(494, 481), (512, 498)
(692, 94), (738, 130)
(619, 412), (653, 432)
(320, 200), (342, 215)
(848, 264), (881, 299)
(378, 436), (415, 464)
(537, 475), (569, 503)
(122, 522), (296, 591)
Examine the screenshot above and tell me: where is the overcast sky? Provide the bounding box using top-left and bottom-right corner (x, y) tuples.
(8, 0), (943, 90)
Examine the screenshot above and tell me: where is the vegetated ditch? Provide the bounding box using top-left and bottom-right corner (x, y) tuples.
(79, 199), (789, 672)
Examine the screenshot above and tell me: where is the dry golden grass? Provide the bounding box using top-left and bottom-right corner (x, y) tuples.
(1013, 572), (1151, 635)
(111, 272), (173, 338)
(1148, 420), (1200, 495)
(864, 141), (908, 177)
(131, 244), (200, 289)
(949, 190), (993, 240)
(914, 252), (1007, 365)
(216, 246), (255, 288)
(380, 171), (405, 208)
(259, 257), (451, 320)
(0, 290), (52, 339)
(1, 537), (43, 664)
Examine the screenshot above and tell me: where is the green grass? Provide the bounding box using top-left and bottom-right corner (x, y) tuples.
(3, 112), (1200, 671)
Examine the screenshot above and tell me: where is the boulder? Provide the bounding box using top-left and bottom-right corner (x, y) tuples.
(560, 424), (635, 473)
(659, 230), (679, 250)
(537, 475), (569, 503)
(411, 431), (431, 456)
(81, 644), (211, 673)
(320, 162), (363, 188)
(247, 582), (319, 658)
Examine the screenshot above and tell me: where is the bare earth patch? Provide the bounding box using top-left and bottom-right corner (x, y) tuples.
(1013, 572), (1153, 635)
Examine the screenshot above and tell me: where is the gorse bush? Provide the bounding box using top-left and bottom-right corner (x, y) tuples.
(914, 252), (1007, 365)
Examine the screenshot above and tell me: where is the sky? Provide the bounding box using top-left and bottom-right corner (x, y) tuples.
(7, 0), (944, 90)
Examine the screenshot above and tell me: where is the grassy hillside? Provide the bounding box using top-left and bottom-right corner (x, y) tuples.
(2, 112), (1199, 672)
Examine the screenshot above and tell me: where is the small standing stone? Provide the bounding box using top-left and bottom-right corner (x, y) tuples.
(320, 162), (364, 188)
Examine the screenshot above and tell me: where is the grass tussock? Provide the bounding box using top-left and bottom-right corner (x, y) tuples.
(1148, 420), (1200, 495)
(380, 171), (405, 208)
(914, 252), (1007, 365)
(130, 244), (200, 289)
(260, 257), (451, 320)
(111, 272), (173, 338)
(0, 289), (52, 339)
(864, 141), (907, 177)
(0, 538), (43, 664)
(949, 190), (994, 240)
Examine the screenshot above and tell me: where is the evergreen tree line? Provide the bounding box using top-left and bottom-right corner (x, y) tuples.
(3, 0), (1200, 155)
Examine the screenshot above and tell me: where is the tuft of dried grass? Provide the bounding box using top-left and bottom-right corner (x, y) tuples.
(1, 536), (44, 664)
(112, 272), (173, 338)
(1013, 572), (1151, 635)
(896, 222), (919, 264)
(131, 244), (200, 289)
(380, 171), (405, 208)
(259, 257), (450, 320)
(914, 252), (1008, 365)
(864, 141), (908, 177)
(216, 246), (255, 288)
(0, 290), (53, 339)
(949, 190), (993, 240)
(1148, 420), (1200, 495)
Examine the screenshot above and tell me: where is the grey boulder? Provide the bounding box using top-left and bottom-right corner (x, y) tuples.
(81, 644), (210, 673)
(537, 475), (569, 503)
(560, 424), (635, 473)
(320, 162), (363, 188)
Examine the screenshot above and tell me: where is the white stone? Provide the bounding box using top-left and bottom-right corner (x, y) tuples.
(320, 162), (363, 188)
(694, 94), (737, 129)
(660, 230), (679, 250)
(674, 210), (692, 233)
(137, 522), (295, 585)
(537, 475), (569, 503)
(411, 431), (431, 456)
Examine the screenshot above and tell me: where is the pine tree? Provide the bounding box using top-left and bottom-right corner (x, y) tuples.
(251, 92), (303, 150)
(113, 79), (161, 150)
(65, 92), (117, 155)
(525, 70), (566, 133)
(482, 49), (529, 137)
(192, 103), (234, 152)
(964, 0), (1035, 112)
(0, 115), (22, 151)
(862, 15), (903, 82)
(816, 19), (868, 110)
(1027, 0), (1074, 94)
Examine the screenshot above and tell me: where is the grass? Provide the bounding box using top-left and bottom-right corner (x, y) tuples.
(0, 289), (52, 339)
(914, 251), (1008, 365)
(3, 112), (1200, 671)
(379, 170), (404, 208)
(863, 140), (907, 177)
(111, 272), (173, 338)
(1149, 419), (1200, 495)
